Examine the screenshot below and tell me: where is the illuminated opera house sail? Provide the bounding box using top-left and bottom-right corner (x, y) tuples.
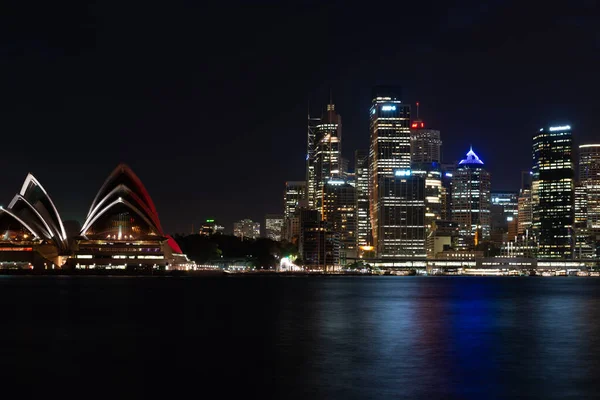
(71, 164), (188, 270)
(0, 174), (69, 268)
(0, 164), (191, 270)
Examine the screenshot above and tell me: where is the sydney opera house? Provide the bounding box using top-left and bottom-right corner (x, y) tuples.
(0, 164), (192, 270)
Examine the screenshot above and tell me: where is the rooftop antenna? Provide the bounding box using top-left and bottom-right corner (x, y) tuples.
(416, 101), (420, 120)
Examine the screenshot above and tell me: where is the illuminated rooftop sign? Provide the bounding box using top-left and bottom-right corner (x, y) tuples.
(381, 105), (396, 111)
(206, 219), (215, 223)
(395, 169), (411, 177)
(327, 180), (345, 185)
(549, 125), (571, 131)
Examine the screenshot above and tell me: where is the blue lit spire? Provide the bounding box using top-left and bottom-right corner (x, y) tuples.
(458, 146), (484, 165)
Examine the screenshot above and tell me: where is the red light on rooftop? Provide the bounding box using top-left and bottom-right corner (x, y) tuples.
(411, 123), (418, 128)
(420, 122), (424, 128)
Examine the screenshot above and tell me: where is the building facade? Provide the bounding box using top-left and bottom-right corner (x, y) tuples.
(355, 149), (372, 252)
(264, 214), (284, 241)
(451, 148), (491, 250)
(233, 219), (260, 240)
(532, 125), (574, 258)
(369, 86), (414, 257)
(298, 209), (340, 271)
(72, 164), (188, 270)
(580, 144), (600, 230)
(308, 103), (342, 214)
(323, 181), (357, 263)
(410, 124), (442, 163)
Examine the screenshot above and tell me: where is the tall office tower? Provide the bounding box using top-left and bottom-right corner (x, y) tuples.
(574, 184), (594, 258)
(579, 144), (600, 230)
(284, 181), (306, 220)
(264, 214), (284, 241)
(307, 103), (342, 216)
(323, 180), (357, 263)
(233, 219), (260, 240)
(283, 181), (306, 242)
(517, 189), (533, 236)
(490, 191), (519, 244)
(369, 86), (415, 256)
(299, 209), (340, 271)
(355, 150), (372, 252)
(533, 125), (574, 258)
(410, 124), (442, 163)
(412, 162), (442, 258)
(306, 115), (320, 209)
(440, 163), (456, 221)
(451, 148), (491, 249)
(371, 172), (426, 258)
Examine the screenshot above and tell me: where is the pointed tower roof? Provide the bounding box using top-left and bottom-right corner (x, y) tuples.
(458, 146), (484, 165)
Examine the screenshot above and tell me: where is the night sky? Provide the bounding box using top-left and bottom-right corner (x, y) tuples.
(1, 1), (599, 234)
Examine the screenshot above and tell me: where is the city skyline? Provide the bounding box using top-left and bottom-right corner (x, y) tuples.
(1, 2), (599, 233)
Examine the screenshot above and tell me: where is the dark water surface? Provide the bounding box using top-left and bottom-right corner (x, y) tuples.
(1, 276), (600, 399)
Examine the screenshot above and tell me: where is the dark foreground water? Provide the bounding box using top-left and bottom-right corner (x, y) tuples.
(1, 276), (600, 399)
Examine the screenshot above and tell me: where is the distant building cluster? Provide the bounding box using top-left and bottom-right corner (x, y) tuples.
(233, 219), (261, 240)
(278, 86), (600, 270)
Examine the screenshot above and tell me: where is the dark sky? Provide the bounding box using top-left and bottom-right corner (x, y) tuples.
(1, 1), (599, 234)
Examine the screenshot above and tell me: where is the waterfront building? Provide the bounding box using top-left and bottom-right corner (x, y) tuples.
(233, 219), (260, 240)
(264, 214), (284, 241)
(298, 209), (340, 271)
(574, 184), (594, 258)
(369, 86), (415, 257)
(490, 191), (519, 245)
(323, 180), (356, 263)
(412, 162), (443, 258)
(377, 173), (426, 258)
(0, 174), (69, 269)
(451, 148), (491, 250)
(427, 220), (460, 257)
(72, 164), (187, 270)
(517, 189), (533, 236)
(532, 125), (574, 258)
(355, 150), (372, 254)
(579, 144), (600, 230)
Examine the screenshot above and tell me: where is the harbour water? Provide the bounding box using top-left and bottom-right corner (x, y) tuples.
(2, 275), (599, 399)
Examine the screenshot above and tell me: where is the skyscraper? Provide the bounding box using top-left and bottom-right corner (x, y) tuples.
(308, 103), (342, 215)
(533, 125), (574, 258)
(517, 189), (533, 236)
(323, 180), (357, 262)
(579, 144), (600, 230)
(355, 149), (372, 253)
(306, 115), (320, 210)
(410, 123), (442, 163)
(412, 162), (442, 258)
(369, 86), (420, 257)
(283, 181), (306, 242)
(451, 148), (491, 249)
(284, 181), (306, 220)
